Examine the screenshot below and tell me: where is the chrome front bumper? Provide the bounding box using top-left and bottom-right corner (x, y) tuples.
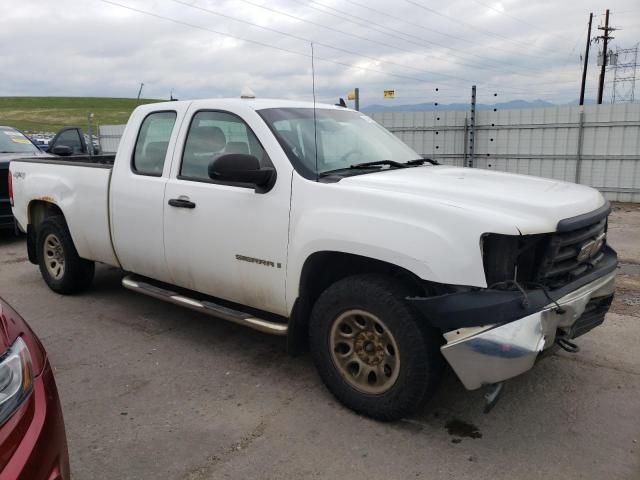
(441, 271), (616, 390)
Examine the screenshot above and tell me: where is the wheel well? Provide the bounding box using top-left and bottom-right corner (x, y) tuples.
(287, 251), (425, 355)
(29, 200), (64, 229)
(26, 201), (65, 264)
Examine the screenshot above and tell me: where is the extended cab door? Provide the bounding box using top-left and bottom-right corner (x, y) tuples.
(110, 104), (189, 281)
(163, 106), (291, 316)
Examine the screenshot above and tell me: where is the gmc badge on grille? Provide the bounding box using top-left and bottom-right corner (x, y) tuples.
(577, 232), (606, 262)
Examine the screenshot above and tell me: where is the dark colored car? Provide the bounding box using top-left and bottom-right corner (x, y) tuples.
(0, 127), (52, 230)
(0, 297), (70, 479)
(47, 127), (100, 157)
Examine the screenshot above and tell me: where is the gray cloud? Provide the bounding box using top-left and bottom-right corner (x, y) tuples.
(1, 0), (638, 106)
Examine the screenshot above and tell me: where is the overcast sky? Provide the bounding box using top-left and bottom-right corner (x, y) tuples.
(1, 0), (639, 107)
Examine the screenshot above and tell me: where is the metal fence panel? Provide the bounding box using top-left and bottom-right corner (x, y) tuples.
(100, 104), (640, 202)
(371, 103), (640, 203)
(98, 124), (126, 154)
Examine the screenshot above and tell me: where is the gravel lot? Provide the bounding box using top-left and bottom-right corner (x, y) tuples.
(0, 204), (638, 480)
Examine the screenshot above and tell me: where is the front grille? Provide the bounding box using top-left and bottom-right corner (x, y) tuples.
(570, 295), (613, 338)
(536, 214), (608, 288)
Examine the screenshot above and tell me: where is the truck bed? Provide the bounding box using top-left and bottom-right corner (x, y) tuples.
(9, 157), (119, 267)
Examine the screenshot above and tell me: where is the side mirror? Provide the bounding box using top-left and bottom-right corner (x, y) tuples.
(208, 154), (275, 189)
(51, 145), (73, 157)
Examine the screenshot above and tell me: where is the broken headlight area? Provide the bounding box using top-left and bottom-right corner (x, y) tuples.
(481, 233), (550, 287)
(482, 214), (609, 290)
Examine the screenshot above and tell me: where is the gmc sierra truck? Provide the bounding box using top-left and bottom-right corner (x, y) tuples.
(9, 99), (617, 420)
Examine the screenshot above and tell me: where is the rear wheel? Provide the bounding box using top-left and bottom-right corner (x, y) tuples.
(309, 274), (443, 421)
(37, 216), (94, 294)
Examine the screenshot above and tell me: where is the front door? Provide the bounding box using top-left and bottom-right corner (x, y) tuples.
(163, 109), (290, 316)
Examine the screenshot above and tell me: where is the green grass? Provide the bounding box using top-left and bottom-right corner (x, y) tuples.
(0, 97), (163, 133)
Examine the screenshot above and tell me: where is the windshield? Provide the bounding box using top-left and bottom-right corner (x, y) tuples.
(0, 128), (39, 154)
(258, 108), (420, 178)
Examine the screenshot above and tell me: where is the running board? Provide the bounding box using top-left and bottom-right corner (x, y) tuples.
(121, 275), (288, 336)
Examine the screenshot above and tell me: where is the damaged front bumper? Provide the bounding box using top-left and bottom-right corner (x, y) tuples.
(439, 271), (615, 390)
(409, 247), (618, 391)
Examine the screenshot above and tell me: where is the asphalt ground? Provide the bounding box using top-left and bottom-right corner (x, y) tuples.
(0, 204), (638, 480)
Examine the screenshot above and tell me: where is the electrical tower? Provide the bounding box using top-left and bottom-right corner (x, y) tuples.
(611, 44), (639, 103)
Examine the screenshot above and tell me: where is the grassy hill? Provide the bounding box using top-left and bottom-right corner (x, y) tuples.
(0, 97), (163, 133)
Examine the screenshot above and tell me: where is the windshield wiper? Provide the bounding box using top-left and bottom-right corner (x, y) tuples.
(350, 160), (408, 169)
(405, 158), (440, 166)
(319, 160), (409, 177)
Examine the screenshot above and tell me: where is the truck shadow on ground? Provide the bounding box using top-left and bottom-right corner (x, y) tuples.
(0, 231), (24, 246)
(88, 266), (609, 444)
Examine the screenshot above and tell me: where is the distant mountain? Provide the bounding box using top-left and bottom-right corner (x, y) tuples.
(361, 99), (556, 113)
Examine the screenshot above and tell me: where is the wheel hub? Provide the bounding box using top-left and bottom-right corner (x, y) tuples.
(329, 309), (400, 395)
(354, 331), (385, 366)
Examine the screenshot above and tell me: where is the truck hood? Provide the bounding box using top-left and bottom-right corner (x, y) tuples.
(340, 166), (605, 234)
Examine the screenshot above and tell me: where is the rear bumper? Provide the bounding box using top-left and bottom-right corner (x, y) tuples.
(439, 270), (616, 390)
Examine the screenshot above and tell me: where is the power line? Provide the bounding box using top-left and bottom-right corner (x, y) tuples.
(167, 0), (528, 89)
(289, 0), (542, 75)
(96, 0), (578, 98)
(95, 0), (437, 84)
(206, 0), (580, 90)
(467, 0), (572, 42)
(191, 0), (494, 75)
(404, 0), (549, 58)
(341, 0), (543, 59)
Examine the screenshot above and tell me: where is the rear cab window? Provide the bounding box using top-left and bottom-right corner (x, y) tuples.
(132, 111), (177, 176)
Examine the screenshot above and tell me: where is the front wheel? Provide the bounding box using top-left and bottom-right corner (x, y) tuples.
(309, 274), (443, 421)
(36, 216), (95, 294)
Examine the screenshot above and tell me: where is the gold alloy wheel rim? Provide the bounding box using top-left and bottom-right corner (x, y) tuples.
(44, 233), (65, 280)
(329, 309), (400, 395)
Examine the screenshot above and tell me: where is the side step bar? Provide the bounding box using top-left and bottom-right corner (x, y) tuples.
(122, 275), (288, 336)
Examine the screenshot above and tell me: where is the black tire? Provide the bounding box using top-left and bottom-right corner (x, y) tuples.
(309, 274), (443, 421)
(36, 216), (95, 294)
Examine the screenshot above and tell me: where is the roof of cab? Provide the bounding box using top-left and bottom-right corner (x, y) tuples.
(136, 97), (349, 112)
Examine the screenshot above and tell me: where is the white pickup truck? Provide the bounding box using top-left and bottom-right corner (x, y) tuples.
(9, 99), (617, 420)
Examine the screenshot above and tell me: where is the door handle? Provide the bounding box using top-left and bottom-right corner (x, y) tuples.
(168, 198), (196, 209)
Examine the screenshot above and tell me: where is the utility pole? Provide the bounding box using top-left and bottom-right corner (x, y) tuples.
(579, 13), (593, 106)
(136, 82), (145, 106)
(354, 87), (360, 111)
(596, 9), (614, 104)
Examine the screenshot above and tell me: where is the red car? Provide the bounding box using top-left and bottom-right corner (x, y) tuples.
(0, 298), (69, 480)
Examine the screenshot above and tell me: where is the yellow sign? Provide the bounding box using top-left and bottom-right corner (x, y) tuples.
(384, 90), (395, 99)
(347, 91), (356, 100)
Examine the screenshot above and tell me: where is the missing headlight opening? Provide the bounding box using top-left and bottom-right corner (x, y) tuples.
(482, 218), (608, 290)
